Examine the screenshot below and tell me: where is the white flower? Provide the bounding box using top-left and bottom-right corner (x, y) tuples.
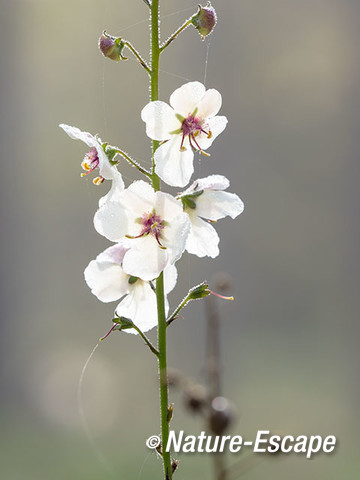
(180, 175), (244, 258)
(141, 81), (228, 187)
(84, 242), (177, 334)
(59, 124), (124, 205)
(94, 180), (191, 281)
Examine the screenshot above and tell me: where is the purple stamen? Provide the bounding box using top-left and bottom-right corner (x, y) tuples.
(81, 147), (100, 176)
(180, 115), (210, 153)
(130, 211), (167, 247)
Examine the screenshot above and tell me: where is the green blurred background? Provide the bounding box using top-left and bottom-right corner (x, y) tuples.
(1, 0), (359, 478)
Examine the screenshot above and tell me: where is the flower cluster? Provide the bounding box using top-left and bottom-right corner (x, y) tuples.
(60, 81), (243, 335)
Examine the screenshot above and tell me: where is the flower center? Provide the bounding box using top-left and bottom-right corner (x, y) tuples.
(81, 148), (104, 185)
(180, 115), (211, 153)
(127, 210), (167, 249)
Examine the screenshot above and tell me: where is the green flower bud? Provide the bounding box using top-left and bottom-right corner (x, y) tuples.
(188, 282), (210, 300)
(191, 2), (217, 39)
(99, 32), (127, 62)
(112, 316), (134, 330)
(167, 403), (174, 423)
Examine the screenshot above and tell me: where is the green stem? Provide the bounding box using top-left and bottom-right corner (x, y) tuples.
(150, 1), (172, 478)
(123, 41), (151, 74)
(166, 295), (190, 326)
(160, 19), (192, 52)
(131, 324), (159, 356)
(114, 148), (151, 178)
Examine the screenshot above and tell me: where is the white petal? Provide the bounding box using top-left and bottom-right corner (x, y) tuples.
(122, 236), (168, 281)
(169, 81), (206, 117)
(196, 115), (228, 151)
(59, 124), (97, 149)
(141, 101), (179, 141)
(196, 89), (222, 119)
(99, 169), (125, 207)
(196, 191), (244, 221)
(84, 258), (129, 303)
(115, 282), (158, 334)
(97, 149), (117, 181)
(97, 242), (129, 265)
(120, 181), (155, 224)
(154, 137), (194, 187)
(162, 212), (191, 264)
(163, 263), (177, 294)
(183, 175), (229, 195)
(186, 216), (220, 258)
(154, 191), (184, 222)
(94, 201), (129, 241)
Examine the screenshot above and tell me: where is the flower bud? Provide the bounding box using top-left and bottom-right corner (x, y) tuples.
(188, 282), (210, 300)
(99, 32), (126, 62)
(191, 2), (217, 39)
(167, 403), (174, 423)
(209, 396), (235, 435)
(172, 459), (180, 474)
(183, 384), (208, 413)
(112, 316), (134, 330)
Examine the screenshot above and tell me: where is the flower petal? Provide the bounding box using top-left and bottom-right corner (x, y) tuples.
(163, 263), (177, 294)
(196, 88), (222, 119)
(186, 215), (220, 258)
(162, 212), (191, 264)
(120, 180), (155, 219)
(97, 150), (118, 181)
(99, 169), (125, 206)
(196, 191), (244, 221)
(84, 257), (129, 303)
(154, 136), (194, 187)
(115, 282), (158, 334)
(184, 174), (230, 195)
(170, 81), (206, 117)
(122, 236), (168, 281)
(141, 101), (179, 141)
(154, 191), (184, 222)
(59, 124), (97, 149)
(196, 115), (228, 150)
(97, 242), (129, 265)
(94, 201), (129, 242)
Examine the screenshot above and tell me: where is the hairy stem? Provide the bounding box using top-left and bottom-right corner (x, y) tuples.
(150, 1), (172, 478)
(123, 41), (151, 74)
(166, 296), (189, 326)
(131, 323), (159, 356)
(160, 19), (192, 52)
(114, 148), (151, 178)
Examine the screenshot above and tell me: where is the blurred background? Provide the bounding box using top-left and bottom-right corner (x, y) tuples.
(1, 0), (359, 478)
